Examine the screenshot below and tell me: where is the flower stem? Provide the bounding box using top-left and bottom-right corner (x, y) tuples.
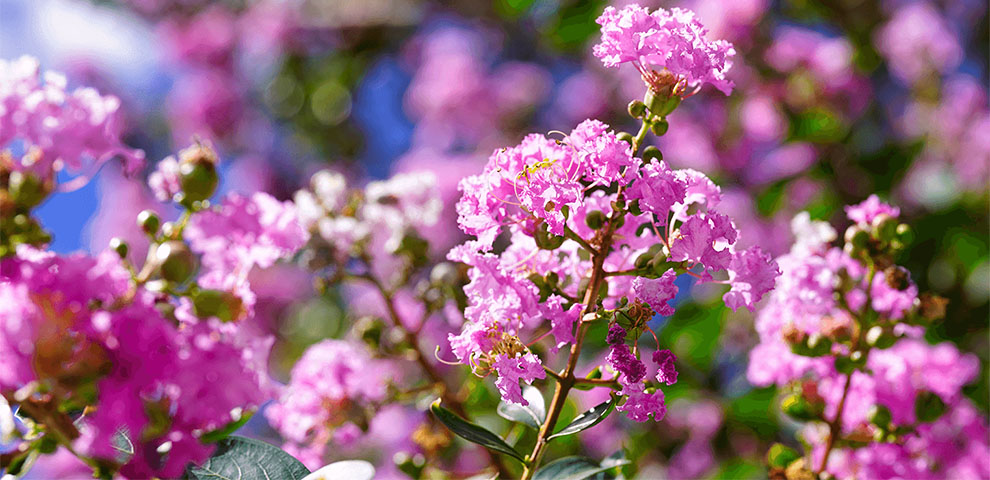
(363, 274), (511, 478)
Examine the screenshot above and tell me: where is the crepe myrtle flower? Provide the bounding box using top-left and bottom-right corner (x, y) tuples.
(594, 4), (735, 97)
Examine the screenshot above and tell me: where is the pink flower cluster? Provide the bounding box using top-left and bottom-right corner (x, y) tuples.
(748, 198), (990, 479)
(0, 56), (144, 182)
(449, 116), (779, 418)
(265, 339), (394, 469)
(594, 4), (735, 95)
(0, 247), (269, 478)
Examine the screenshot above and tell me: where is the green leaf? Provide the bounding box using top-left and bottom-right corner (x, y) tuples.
(302, 460), (375, 480)
(533, 454), (630, 480)
(184, 435), (311, 480)
(497, 386), (546, 429)
(430, 400), (525, 463)
(548, 398), (615, 441)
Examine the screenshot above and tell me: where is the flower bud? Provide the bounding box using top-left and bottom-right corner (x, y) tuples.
(156, 241), (197, 284)
(844, 225), (870, 253)
(109, 238), (129, 259)
(634, 252), (653, 269)
(192, 289), (244, 322)
(137, 210), (160, 236)
(895, 223), (913, 246)
(642, 145), (663, 162)
(766, 443), (801, 470)
(915, 390), (946, 423)
(651, 119), (669, 136)
(535, 222), (565, 250)
(627, 199), (643, 216)
(585, 210), (606, 230)
(178, 144), (219, 204)
(627, 100), (647, 118)
(867, 404), (892, 429)
(781, 393), (819, 421)
(871, 213), (897, 243)
(616, 132), (634, 145)
(865, 325), (896, 349)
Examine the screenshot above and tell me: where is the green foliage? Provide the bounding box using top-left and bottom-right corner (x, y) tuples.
(533, 451), (629, 480)
(183, 436), (310, 480)
(430, 400), (525, 463)
(548, 398), (616, 441)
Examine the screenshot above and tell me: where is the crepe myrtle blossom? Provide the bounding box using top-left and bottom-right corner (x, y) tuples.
(449, 116), (779, 419)
(265, 339), (394, 469)
(0, 56), (144, 186)
(750, 198), (989, 479)
(594, 4), (735, 96)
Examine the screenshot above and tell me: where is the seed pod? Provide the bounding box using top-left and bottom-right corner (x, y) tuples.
(627, 100), (647, 118)
(137, 210), (160, 236)
(585, 210), (605, 230)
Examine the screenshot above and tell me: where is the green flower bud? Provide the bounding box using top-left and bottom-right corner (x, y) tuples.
(109, 238), (129, 259)
(766, 443), (801, 470)
(635, 252), (653, 269)
(642, 145), (663, 162)
(534, 222), (565, 250)
(781, 393), (819, 421)
(627, 100), (647, 118)
(585, 210), (606, 230)
(844, 225), (870, 252)
(865, 325), (896, 349)
(871, 213), (898, 243)
(177, 144), (220, 204)
(868, 404), (892, 429)
(192, 289), (244, 322)
(616, 132), (634, 145)
(627, 199), (643, 216)
(651, 119), (669, 136)
(156, 241), (197, 284)
(137, 210), (160, 236)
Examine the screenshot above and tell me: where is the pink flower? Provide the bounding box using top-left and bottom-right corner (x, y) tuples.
(616, 377), (666, 422)
(492, 352), (546, 405)
(593, 5), (735, 95)
(653, 349), (678, 385)
(723, 246), (779, 312)
(0, 56), (144, 183)
(632, 270), (679, 315)
(148, 156), (181, 202)
(844, 194), (900, 225)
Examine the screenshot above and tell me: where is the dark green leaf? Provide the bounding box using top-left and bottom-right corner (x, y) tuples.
(548, 398), (615, 441)
(533, 454), (629, 480)
(430, 400), (525, 463)
(497, 386), (546, 429)
(183, 436), (310, 480)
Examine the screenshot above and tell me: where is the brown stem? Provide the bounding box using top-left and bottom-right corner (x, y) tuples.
(521, 189), (625, 479)
(364, 275), (511, 478)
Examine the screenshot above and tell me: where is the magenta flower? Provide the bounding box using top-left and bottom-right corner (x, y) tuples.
(632, 270), (679, 316)
(492, 352), (546, 405)
(653, 349), (678, 386)
(844, 194), (900, 226)
(593, 4), (735, 95)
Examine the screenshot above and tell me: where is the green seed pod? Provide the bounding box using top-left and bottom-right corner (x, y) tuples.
(844, 225), (870, 252)
(616, 132), (634, 145)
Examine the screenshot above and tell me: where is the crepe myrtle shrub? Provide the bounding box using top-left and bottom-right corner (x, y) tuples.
(405, 4), (780, 478)
(751, 201), (990, 480)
